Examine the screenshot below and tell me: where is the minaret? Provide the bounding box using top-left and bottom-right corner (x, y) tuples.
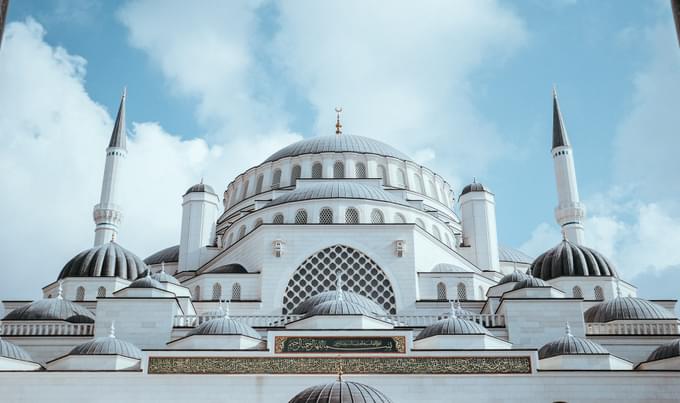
(93, 89), (127, 246)
(551, 87), (585, 244)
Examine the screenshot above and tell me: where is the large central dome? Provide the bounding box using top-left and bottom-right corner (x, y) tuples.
(264, 134), (412, 163)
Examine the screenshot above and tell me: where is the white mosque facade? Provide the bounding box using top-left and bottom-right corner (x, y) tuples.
(1, 90), (679, 402)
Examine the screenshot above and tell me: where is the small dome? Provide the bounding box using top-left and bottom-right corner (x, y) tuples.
(512, 276), (549, 291)
(266, 182), (409, 208)
(184, 182), (215, 196)
(529, 240), (618, 281)
(188, 316), (260, 339)
(140, 267), (180, 285)
(288, 380), (393, 403)
(498, 245), (534, 264)
(584, 296), (675, 323)
(498, 270), (530, 285)
(305, 299), (373, 317)
(58, 241), (147, 281)
(415, 317), (490, 341)
(460, 181), (490, 196)
(293, 290), (387, 316)
(210, 264), (248, 274)
(144, 245), (179, 265)
(129, 274), (163, 289)
(646, 339), (680, 362)
(538, 331), (609, 360)
(3, 298), (94, 323)
(70, 336), (142, 359)
(0, 338), (34, 362)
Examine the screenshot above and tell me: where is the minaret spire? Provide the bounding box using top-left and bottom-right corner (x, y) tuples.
(93, 89), (128, 246)
(551, 86), (585, 245)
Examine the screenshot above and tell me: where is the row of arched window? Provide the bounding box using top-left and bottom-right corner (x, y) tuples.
(192, 283), (242, 301)
(73, 286), (107, 301)
(436, 282), (468, 300)
(572, 285), (605, 300)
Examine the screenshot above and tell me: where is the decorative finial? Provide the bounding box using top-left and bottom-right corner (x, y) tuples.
(146, 268), (151, 278)
(57, 280), (64, 300)
(337, 362), (344, 382)
(449, 300), (458, 318)
(161, 261), (166, 274)
(336, 272), (344, 302)
(200, 177), (204, 185)
(472, 176), (477, 184)
(111, 233), (116, 243)
(335, 107), (343, 135)
(224, 299), (231, 318)
(552, 83), (557, 98)
(109, 321), (116, 338)
(616, 279), (622, 298)
(455, 299), (464, 315)
(565, 322), (572, 336)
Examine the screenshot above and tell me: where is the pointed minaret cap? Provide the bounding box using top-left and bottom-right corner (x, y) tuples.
(108, 87), (127, 150)
(552, 85), (570, 149)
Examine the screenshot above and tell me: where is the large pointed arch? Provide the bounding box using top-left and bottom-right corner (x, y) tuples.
(282, 244), (396, 314)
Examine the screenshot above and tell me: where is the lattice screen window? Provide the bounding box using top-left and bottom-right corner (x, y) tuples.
(333, 161), (345, 178)
(319, 208), (333, 224)
(75, 286), (85, 301)
(272, 169), (282, 189)
(594, 286), (604, 301)
(378, 165), (388, 185)
(457, 283), (467, 300)
(255, 174), (264, 193)
(295, 209), (308, 224)
(345, 207), (359, 224)
(283, 245), (397, 314)
(97, 287), (106, 298)
(212, 283), (222, 300)
(238, 225), (246, 239)
(232, 283), (241, 301)
(194, 285), (201, 300)
(370, 209), (385, 224)
(393, 213), (406, 223)
(241, 180), (249, 200)
(573, 286), (583, 298)
(291, 165), (302, 184)
(355, 163), (367, 178)
(312, 163), (323, 178)
(273, 213), (284, 224)
(436, 282), (447, 300)
(431, 226), (442, 241)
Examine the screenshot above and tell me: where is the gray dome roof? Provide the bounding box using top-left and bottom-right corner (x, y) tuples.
(129, 274), (163, 289)
(529, 240), (618, 281)
(460, 181), (490, 196)
(144, 245), (179, 265)
(538, 333), (609, 359)
(498, 270), (530, 285)
(415, 317), (490, 340)
(289, 380), (393, 403)
(58, 241), (147, 281)
(0, 338), (34, 362)
(647, 339), (680, 362)
(584, 297), (675, 323)
(266, 182), (408, 208)
(293, 290), (387, 316)
(265, 134), (411, 164)
(499, 246), (534, 264)
(184, 182), (215, 195)
(70, 336), (142, 359)
(3, 298), (94, 323)
(511, 276), (549, 291)
(210, 264), (248, 274)
(188, 317), (260, 339)
(305, 299), (374, 317)
(140, 268), (180, 285)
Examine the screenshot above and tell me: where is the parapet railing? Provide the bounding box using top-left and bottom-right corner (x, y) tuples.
(0, 321), (94, 336)
(586, 321), (680, 335)
(173, 313), (505, 328)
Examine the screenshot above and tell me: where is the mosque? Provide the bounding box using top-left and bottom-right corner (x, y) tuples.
(1, 88), (679, 402)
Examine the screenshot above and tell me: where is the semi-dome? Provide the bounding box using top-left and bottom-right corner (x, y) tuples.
(3, 297), (94, 323)
(188, 316), (260, 339)
(499, 246), (534, 265)
(129, 273), (163, 289)
(415, 316), (490, 340)
(293, 290), (387, 316)
(144, 245), (179, 265)
(646, 339), (680, 362)
(266, 182), (409, 208)
(289, 379), (393, 403)
(184, 182), (215, 196)
(538, 327), (609, 359)
(305, 299), (374, 317)
(529, 239), (618, 281)
(498, 270), (530, 285)
(70, 335), (142, 359)
(0, 338), (34, 363)
(265, 134), (411, 164)
(460, 181), (491, 196)
(210, 264), (248, 274)
(58, 241), (147, 281)
(584, 296), (674, 323)
(512, 276), (548, 291)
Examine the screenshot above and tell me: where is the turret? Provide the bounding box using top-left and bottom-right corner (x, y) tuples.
(459, 180), (500, 271)
(93, 89), (127, 246)
(178, 181), (219, 272)
(551, 87), (585, 244)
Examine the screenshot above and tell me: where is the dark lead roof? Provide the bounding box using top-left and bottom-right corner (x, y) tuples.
(264, 134), (411, 163)
(647, 339), (680, 362)
(293, 290), (387, 316)
(108, 89), (127, 149)
(58, 241), (147, 281)
(266, 182), (408, 208)
(3, 298), (95, 323)
(184, 182), (216, 196)
(289, 380), (394, 403)
(70, 336), (142, 359)
(210, 264), (248, 274)
(415, 317), (491, 341)
(460, 181), (490, 196)
(144, 245), (180, 265)
(188, 316), (260, 339)
(552, 87), (570, 149)
(584, 297), (675, 323)
(538, 333), (609, 359)
(498, 245), (534, 264)
(529, 240), (618, 281)
(0, 338), (34, 363)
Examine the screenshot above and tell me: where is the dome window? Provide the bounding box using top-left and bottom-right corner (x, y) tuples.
(255, 174), (264, 193)
(254, 218), (263, 228)
(212, 283), (222, 300)
(240, 180), (249, 201)
(345, 207), (359, 224)
(75, 286), (85, 301)
(237, 225), (246, 240)
(273, 213), (284, 224)
(319, 208), (333, 224)
(436, 282), (447, 300)
(370, 209), (384, 224)
(415, 218), (426, 230)
(226, 233), (234, 246)
(193, 285), (201, 300)
(572, 286), (583, 298)
(377, 165), (388, 185)
(312, 162), (323, 178)
(333, 161), (345, 178)
(97, 287), (106, 298)
(457, 283), (467, 300)
(290, 165), (301, 184)
(393, 213), (406, 223)
(295, 209), (308, 224)
(271, 169), (282, 189)
(397, 168), (406, 187)
(432, 226), (442, 241)
(232, 283), (241, 301)
(355, 162), (367, 178)
(594, 286), (604, 301)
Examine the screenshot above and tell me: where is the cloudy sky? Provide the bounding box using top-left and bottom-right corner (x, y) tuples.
(1, 0), (679, 302)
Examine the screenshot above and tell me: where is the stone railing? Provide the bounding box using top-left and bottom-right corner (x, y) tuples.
(1, 321), (94, 336)
(586, 321), (680, 335)
(173, 313), (505, 328)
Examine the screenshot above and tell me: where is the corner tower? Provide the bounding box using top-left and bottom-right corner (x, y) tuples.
(93, 89), (127, 246)
(551, 87), (585, 244)
(178, 181), (219, 272)
(459, 180), (500, 271)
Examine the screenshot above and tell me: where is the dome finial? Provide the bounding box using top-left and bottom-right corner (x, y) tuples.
(335, 106), (343, 135)
(449, 299), (458, 318)
(565, 321), (572, 336)
(472, 176), (477, 184)
(109, 321), (116, 338)
(337, 362), (344, 382)
(57, 280), (64, 300)
(224, 299), (231, 318)
(335, 271), (344, 302)
(616, 279), (622, 298)
(160, 261), (166, 274)
(111, 233), (116, 243)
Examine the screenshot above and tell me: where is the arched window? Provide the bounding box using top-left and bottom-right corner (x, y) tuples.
(272, 169), (282, 189)
(232, 283), (241, 301)
(370, 209), (385, 224)
(572, 286), (583, 298)
(295, 209), (308, 224)
(393, 213), (406, 223)
(273, 213), (284, 224)
(319, 207), (333, 224)
(355, 162), (367, 178)
(396, 168), (406, 187)
(228, 191), (238, 208)
(212, 283), (222, 300)
(255, 218), (263, 228)
(457, 283), (467, 300)
(238, 225), (246, 240)
(75, 286), (85, 301)
(377, 165), (388, 185)
(193, 285), (201, 300)
(415, 218), (426, 230)
(428, 180), (436, 198)
(241, 180), (249, 200)
(345, 207), (359, 224)
(413, 174), (423, 192)
(594, 286), (604, 301)
(226, 233), (234, 246)
(97, 286), (106, 298)
(291, 165), (301, 184)
(333, 161), (345, 178)
(312, 162), (323, 178)
(436, 282), (447, 301)
(432, 226), (442, 241)
(255, 174), (264, 193)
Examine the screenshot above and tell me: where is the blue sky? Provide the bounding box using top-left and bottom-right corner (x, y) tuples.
(1, 1), (679, 300)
